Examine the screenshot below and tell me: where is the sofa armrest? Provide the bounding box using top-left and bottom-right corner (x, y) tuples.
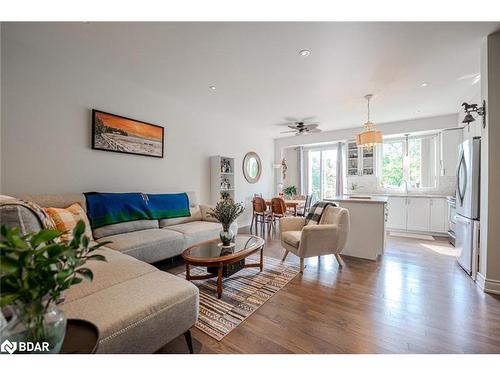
(298, 224), (339, 257)
(279, 217), (306, 233)
(199, 204), (218, 222)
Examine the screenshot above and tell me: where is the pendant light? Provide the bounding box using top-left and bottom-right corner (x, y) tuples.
(356, 94), (383, 147)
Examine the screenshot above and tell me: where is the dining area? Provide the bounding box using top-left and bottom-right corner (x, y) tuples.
(250, 194), (312, 236)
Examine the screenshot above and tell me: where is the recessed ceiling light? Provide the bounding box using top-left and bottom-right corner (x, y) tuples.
(421, 82), (429, 87)
(299, 49), (311, 57)
(209, 85), (216, 90)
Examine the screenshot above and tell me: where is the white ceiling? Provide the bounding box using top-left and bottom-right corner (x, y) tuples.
(6, 22), (499, 137)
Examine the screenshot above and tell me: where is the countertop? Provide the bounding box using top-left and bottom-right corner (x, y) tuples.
(327, 195), (389, 204)
(343, 193), (453, 198)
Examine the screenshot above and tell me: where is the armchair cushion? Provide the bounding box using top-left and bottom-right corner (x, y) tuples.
(279, 217), (306, 233)
(281, 230), (302, 248)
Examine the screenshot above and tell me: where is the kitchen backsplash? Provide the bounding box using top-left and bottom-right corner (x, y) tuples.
(345, 175), (456, 196)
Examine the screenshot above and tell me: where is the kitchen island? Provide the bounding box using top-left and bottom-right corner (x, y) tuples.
(326, 195), (388, 261)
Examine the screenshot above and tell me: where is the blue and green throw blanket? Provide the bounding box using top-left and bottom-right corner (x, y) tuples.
(84, 192), (191, 229)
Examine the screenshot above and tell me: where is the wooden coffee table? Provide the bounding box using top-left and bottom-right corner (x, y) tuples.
(182, 235), (265, 299)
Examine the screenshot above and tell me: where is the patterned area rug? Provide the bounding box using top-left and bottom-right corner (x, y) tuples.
(179, 255), (299, 341)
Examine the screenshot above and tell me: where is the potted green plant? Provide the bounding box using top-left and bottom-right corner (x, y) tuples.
(208, 198), (244, 246)
(282, 186), (297, 198)
(0, 221), (108, 353)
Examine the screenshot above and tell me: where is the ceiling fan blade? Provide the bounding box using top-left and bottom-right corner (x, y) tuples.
(280, 130), (297, 133)
(288, 125), (301, 130)
(308, 128), (322, 133)
(304, 123), (319, 129)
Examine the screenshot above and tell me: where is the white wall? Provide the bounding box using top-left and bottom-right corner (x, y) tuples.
(0, 24), (274, 225)
(478, 32), (500, 294)
(282, 147), (298, 191)
(0, 23), (2, 194)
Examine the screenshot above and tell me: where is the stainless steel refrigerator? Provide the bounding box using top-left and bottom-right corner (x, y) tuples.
(455, 137), (480, 278)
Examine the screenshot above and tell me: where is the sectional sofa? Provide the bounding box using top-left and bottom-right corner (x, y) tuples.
(0, 192), (229, 353)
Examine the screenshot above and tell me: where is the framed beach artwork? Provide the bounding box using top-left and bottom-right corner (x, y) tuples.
(91, 110), (164, 158)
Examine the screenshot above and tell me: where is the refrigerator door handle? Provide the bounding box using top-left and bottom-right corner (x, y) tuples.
(457, 150), (467, 204)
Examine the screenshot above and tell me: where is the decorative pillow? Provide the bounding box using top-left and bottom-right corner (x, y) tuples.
(44, 203), (93, 242)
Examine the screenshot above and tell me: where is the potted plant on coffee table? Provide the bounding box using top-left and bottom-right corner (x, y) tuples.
(208, 197), (244, 247)
(0, 221), (108, 353)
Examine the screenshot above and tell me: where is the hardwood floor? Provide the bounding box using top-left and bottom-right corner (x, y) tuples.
(158, 231), (500, 354)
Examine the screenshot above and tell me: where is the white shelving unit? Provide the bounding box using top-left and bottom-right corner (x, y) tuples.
(210, 155), (235, 203)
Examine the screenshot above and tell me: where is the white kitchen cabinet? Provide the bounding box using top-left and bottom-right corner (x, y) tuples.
(386, 196), (448, 235)
(440, 128), (462, 177)
(386, 197), (406, 230)
(429, 198), (447, 233)
(406, 197), (430, 232)
(346, 140), (375, 177)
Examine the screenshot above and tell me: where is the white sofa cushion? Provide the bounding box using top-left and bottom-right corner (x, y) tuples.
(96, 228), (185, 263)
(165, 221), (222, 248)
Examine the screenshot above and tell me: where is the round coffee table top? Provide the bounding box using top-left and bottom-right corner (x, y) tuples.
(60, 319), (99, 354)
(182, 234), (264, 264)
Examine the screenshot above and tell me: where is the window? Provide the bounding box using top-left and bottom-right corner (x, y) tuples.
(380, 134), (438, 189)
(307, 147), (338, 202)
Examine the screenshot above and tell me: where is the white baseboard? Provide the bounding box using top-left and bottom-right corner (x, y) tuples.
(476, 272), (486, 289)
(476, 272), (500, 295)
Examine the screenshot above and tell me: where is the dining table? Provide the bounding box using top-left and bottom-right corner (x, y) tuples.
(264, 198), (306, 216)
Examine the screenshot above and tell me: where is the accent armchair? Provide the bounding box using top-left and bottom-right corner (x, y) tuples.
(280, 206), (350, 273)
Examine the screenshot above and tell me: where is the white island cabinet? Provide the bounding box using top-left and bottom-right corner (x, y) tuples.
(328, 196), (388, 261)
(385, 195), (448, 235)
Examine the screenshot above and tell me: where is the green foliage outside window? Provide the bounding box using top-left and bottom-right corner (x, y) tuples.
(381, 142), (404, 188)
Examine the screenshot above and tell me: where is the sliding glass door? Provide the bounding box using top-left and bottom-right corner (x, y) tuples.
(307, 147), (338, 202)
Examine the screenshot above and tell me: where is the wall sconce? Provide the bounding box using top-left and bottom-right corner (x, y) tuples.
(462, 101), (487, 128)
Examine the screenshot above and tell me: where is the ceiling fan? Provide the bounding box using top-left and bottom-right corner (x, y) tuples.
(280, 121), (322, 136)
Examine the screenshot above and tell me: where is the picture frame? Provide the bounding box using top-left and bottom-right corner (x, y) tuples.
(91, 109), (164, 158)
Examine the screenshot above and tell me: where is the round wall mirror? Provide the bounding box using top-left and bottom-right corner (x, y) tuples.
(243, 152), (262, 184)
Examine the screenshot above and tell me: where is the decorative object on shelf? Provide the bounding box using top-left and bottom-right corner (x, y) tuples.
(356, 94), (383, 147)
(220, 177), (231, 190)
(281, 158), (288, 180)
(207, 197), (244, 246)
(242, 152), (262, 184)
(220, 160), (232, 173)
(282, 186), (298, 198)
(220, 191), (230, 200)
(0, 221), (108, 353)
(461, 101), (487, 128)
(92, 109), (164, 158)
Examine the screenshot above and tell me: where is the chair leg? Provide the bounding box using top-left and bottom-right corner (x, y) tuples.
(335, 254), (344, 268)
(282, 249), (289, 261)
(299, 258), (305, 273)
(184, 330), (194, 354)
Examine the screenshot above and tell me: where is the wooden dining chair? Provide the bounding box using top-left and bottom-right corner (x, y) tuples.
(297, 195), (312, 217)
(269, 197), (288, 233)
(250, 197), (271, 235)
